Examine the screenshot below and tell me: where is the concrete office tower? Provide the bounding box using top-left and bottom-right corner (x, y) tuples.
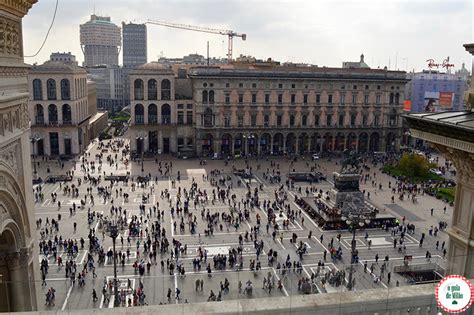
(0, 0), (40, 311)
(80, 14), (121, 67)
(122, 22), (147, 67)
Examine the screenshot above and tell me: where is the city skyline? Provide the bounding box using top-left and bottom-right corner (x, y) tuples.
(23, 0), (472, 71)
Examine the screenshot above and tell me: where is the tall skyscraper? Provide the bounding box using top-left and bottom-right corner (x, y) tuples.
(80, 14), (121, 67)
(122, 22), (147, 67)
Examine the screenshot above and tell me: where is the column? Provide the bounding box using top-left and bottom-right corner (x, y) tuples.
(158, 131), (163, 153)
(231, 138), (235, 156)
(307, 136), (311, 153)
(355, 135), (359, 153)
(244, 138), (249, 156)
(283, 135), (287, 153)
(257, 136), (261, 156)
(295, 138), (299, 155)
(331, 137), (336, 151)
(213, 139), (220, 156)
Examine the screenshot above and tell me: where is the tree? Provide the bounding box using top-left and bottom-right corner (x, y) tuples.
(397, 153), (432, 179)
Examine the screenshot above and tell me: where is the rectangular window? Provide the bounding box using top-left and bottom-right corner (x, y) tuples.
(351, 115), (356, 126)
(303, 94), (308, 104)
(177, 138), (184, 146)
(291, 94), (296, 104)
(265, 94), (270, 104)
(187, 104), (193, 109)
(177, 104), (184, 109)
(376, 95), (381, 105)
(225, 83), (230, 88)
(252, 83), (257, 88)
(328, 94), (333, 104)
(264, 115), (269, 126)
(364, 95), (369, 105)
(353, 85), (357, 90)
(186, 111), (193, 125)
(238, 115), (243, 127)
(224, 115), (230, 127)
(239, 83), (243, 88)
(363, 115), (368, 126)
(339, 115), (344, 126)
(278, 83), (283, 89)
(225, 93), (230, 104)
(377, 85), (381, 90)
(251, 115), (257, 126)
(238, 94), (243, 104)
(316, 94), (321, 104)
(277, 115), (282, 126)
(352, 94), (357, 105)
(340, 94), (345, 105)
(252, 93), (257, 104)
(177, 111), (184, 124)
(326, 114), (332, 126)
(278, 94), (283, 104)
(374, 116), (379, 126)
(291, 83), (296, 88)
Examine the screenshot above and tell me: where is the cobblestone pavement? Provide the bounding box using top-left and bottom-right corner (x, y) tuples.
(33, 138), (453, 311)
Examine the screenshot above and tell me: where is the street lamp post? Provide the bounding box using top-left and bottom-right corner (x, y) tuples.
(341, 213), (371, 291)
(106, 221), (120, 307)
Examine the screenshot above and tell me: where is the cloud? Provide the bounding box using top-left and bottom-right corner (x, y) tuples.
(22, 0), (472, 71)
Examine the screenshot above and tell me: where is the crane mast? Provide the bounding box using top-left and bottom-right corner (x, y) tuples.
(146, 19), (246, 62)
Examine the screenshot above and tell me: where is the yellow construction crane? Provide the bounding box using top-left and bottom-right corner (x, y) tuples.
(146, 19), (246, 62)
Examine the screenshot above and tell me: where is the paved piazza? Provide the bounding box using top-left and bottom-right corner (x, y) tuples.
(34, 138), (453, 310)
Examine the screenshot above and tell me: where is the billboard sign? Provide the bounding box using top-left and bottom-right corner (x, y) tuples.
(403, 100), (411, 111)
(439, 92), (454, 109)
(424, 92), (438, 112)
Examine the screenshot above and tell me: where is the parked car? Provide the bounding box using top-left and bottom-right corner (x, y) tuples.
(312, 153), (320, 161)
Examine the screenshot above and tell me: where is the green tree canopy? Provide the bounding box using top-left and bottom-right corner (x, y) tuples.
(397, 153), (432, 179)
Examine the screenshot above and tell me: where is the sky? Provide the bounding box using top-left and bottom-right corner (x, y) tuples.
(23, 0), (473, 72)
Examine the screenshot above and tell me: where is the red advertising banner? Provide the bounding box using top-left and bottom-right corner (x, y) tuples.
(403, 100), (411, 111)
(439, 92), (453, 108)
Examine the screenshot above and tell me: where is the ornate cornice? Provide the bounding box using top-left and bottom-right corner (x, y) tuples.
(0, 0), (38, 18)
(405, 116), (474, 145)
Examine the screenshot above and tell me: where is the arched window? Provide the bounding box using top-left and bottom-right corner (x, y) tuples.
(339, 114), (344, 126)
(314, 114), (320, 126)
(161, 79), (171, 100)
(395, 93), (400, 105)
(302, 115), (307, 126)
(289, 115), (295, 126)
(134, 79), (144, 100)
(135, 104), (144, 124)
(351, 114), (356, 126)
(48, 104), (58, 124)
(47, 79), (57, 100)
(389, 109), (397, 126)
(264, 114), (269, 126)
(202, 90), (208, 103)
(62, 104), (72, 124)
(33, 79), (43, 100)
(209, 90), (215, 104)
(161, 104), (171, 124)
(148, 79), (157, 100)
(148, 104), (157, 124)
(35, 104), (44, 124)
(61, 79), (71, 100)
(389, 93), (394, 105)
(203, 107), (213, 127)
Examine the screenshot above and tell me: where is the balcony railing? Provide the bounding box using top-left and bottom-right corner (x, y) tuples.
(149, 116), (158, 124)
(35, 117), (44, 125)
(162, 116), (171, 124)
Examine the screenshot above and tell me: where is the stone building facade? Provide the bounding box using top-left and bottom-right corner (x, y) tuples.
(128, 62), (195, 156)
(0, 0), (40, 312)
(28, 61), (108, 157)
(130, 62), (407, 157)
